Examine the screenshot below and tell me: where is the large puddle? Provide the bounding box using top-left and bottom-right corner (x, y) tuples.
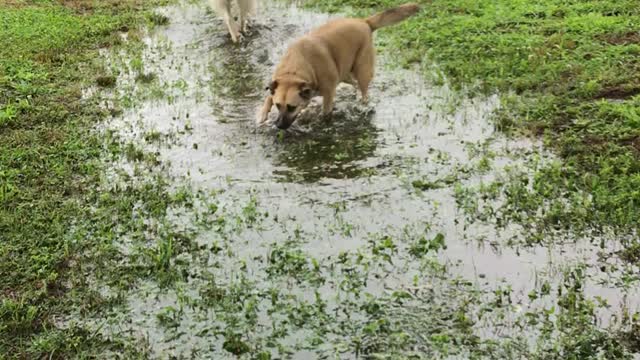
(85, 1), (639, 358)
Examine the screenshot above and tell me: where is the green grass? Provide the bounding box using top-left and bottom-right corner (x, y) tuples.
(2, 0), (640, 358)
(304, 0), (640, 243)
(0, 0), (173, 357)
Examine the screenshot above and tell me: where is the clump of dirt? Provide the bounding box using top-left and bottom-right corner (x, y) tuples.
(600, 31), (640, 45)
(594, 85), (640, 100)
(96, 75), (117, 87)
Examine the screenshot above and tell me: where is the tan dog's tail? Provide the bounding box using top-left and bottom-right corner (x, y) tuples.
(365, 3), (420, 31)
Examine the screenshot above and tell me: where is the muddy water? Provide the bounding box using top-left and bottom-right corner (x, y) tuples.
(93, 0), (638, 358)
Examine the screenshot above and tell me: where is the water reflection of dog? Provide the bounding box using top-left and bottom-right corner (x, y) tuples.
(272, 96), (380, 183)
(207, 27), (264, 123)
(208, 0), (257, 43)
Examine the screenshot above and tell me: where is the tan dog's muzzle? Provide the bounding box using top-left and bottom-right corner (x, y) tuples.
(275, 112), (297, 130)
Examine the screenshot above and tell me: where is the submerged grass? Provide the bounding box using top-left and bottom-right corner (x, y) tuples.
(0, 0), (175, 357)
(303, 0), (640, 241)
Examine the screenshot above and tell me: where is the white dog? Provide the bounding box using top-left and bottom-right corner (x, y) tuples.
(208, 0), (257, 43)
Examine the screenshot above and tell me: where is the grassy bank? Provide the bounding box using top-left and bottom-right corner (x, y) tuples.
(305, 0), (640, 242)
(0, 1), (172, 357)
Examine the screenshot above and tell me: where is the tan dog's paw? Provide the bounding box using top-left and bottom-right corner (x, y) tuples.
(256, 95), (273, 126)
(256, 112), (268, 126)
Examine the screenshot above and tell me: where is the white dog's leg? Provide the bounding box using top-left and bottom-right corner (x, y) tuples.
(222, 8), (242, 42)
(209, 0), (242, 42)
(237, 0), (256, 33)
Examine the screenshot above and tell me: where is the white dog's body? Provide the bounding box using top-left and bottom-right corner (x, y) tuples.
(208, 0), (257, 43)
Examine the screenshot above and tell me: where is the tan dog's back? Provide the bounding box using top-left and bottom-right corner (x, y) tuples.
(306, 19), (372, 79)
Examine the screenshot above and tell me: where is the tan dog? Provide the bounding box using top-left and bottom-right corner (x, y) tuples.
(257, 3), (420, 129)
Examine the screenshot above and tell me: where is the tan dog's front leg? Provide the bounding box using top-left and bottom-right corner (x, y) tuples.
(256, 95), (273, 125)
(321, 87), (336, 115)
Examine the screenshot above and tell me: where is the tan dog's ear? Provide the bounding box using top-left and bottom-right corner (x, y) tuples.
(266, 80), (278, 95)
(299, 83), (313, 100)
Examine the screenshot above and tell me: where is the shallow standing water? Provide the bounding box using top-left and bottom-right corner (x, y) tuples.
(87, 1), (639, 358)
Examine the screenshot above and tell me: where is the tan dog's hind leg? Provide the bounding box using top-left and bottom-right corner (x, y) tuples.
(257, 95), (273, 125)
(341, 73), (358, 87)
(353, 42), (375, 103)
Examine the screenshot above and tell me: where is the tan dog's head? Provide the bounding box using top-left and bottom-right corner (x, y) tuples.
(267, 79), (313, 129)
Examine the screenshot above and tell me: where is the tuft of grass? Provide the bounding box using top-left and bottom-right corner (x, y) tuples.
(409, 232), (446, 258)
(135, 71), (157, 83)
(96, 75), (117, 87)
(619, 242), (640, 264)
(147, 12), (170, 26)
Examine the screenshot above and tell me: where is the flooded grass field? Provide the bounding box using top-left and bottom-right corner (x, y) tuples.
(2, 0), (639, 358)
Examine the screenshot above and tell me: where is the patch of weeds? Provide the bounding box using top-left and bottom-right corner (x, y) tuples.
(96, 75), (117, 87)
(129, 53), (145, 74)
(156, 306), (181, 329)
(329, 200), (347, 213)
(122, 142), (147, 162)
(368, 235), (397, 264)
(411, 173), (459, 191)
(326, 274), (491, 358)
(222, 332), (251, 356)
(267, 241), (324, 286)
(411, 179), (444, 191)
(409, 232), (446, 258)
(135, 72), (157, 83)
(476, 153), (495, 173)
(147, 12), (170, 26)
(241, 194), (260, 226)
(326, 201), (356, 236)
(618, 241), (640, 264)
(454, 160), (611, 245)
(617, 313), (640, 353)
(527, 266), (634, 359)
(142, 129), (166, 143)
(0, 0), (177, 357)
(152, 234), (174, 272)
